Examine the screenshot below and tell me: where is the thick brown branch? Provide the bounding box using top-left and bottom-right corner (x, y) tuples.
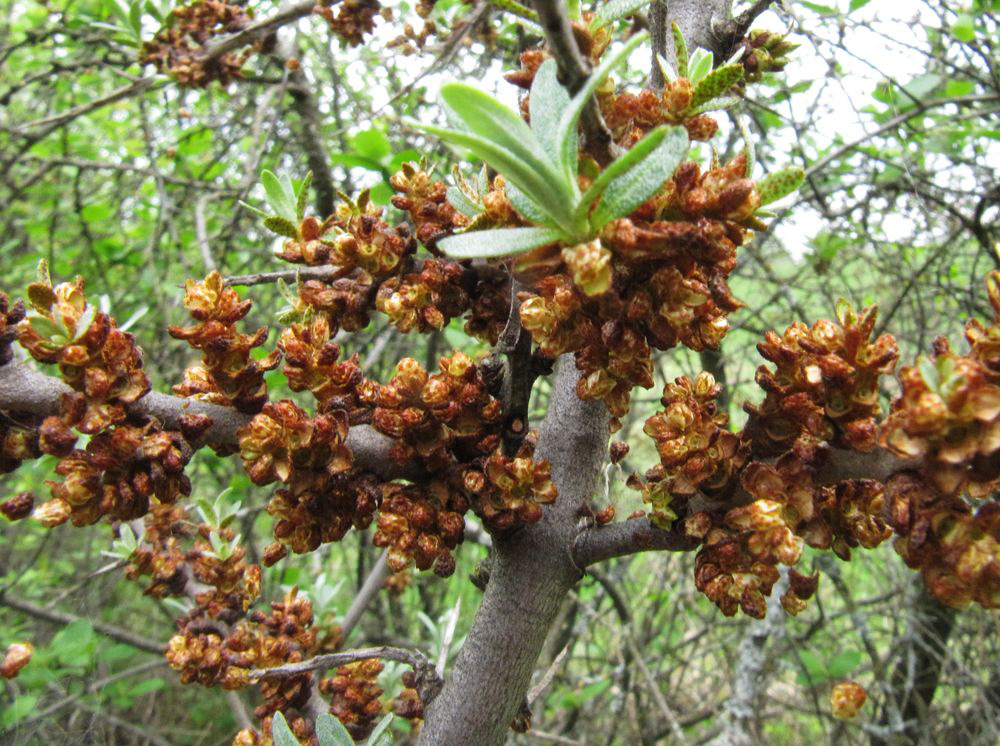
(201, 0), (316, 62)
(573, 516), (697, 568)
(0, 360), (418, 481)
(248, 645), (433, 682)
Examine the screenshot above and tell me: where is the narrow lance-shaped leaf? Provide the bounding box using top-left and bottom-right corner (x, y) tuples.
(529, 59), (572, 169)
(264, 215), (300, 239)
(687, 64), (744, 112)
(314, 713), (354, 746)
(446, 185), (480, 219)
(506, 182), (557, 226)
(591, 0), (651, 32)
(575, 125), (670, 223)
(590, 126), (689, 230)
(365, 714), (394, 746)
(757, 166), (805, 205)
(439, 84), (566, 199)
(295, 171), (313, 222)
(261, 170), (297, 222)
(671, 21), (689, 78)
(687, 47), (714, 85)
(271, 712), (302, 746)
(555, 30), (650, 186)
(411, 121), (577, 235)
(438, 226), (564, 259)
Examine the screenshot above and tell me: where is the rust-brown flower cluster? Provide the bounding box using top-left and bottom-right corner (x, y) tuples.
(321, 659), (385, 740)
(744, 302), (899, 458)
(239, 399), (380, 559)
(462, 436), (558, 535)
(19, 270), (150, 433)
(887, 471), (999, 609)
(314, 0), (384, 47)
(389, 160), (467, 249)
(278, 316), (365, 416)
(629, 372), (746, 528)
(518, 154), (753, 427)
(139, 0), (257, 87)
(686, 452), (891, 618)
(170, 271), (280, 414)
(374, 482), (465, 576)
(881, 341), (1000, 498)
(0, 292), (25, 367)
(125, 503), (190, 597)
(376, 259), (473, 334)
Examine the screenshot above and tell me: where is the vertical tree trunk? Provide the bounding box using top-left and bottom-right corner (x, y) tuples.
(418, 3), (733, 741)
(418, 357), (609, 745)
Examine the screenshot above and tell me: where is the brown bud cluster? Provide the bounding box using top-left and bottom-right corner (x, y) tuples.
(189, 527), (263, 620)
(321, 659), (384, 741)
(881, 345), (1000, 499)
(278, 316), (365, 413)
(693, 454), (891, 618)
(314, 0), (382, 47)
(1, 642), (33, 679)
(966, 272), (1000, 383)
(465, 273), (511, 345)
(170, 271), (280, 414)
(462, 437), (558, 535)
(741, 458), (891, 561)
(887, 472), (999, 609)
(0, 292), (25, 366)
(374, 483), (466, 576)
(139, 0), (257, 87)
(831, 680), (867, 720)
(239, 400), (380, 557)
(629, 373), (746, 528)
(125, 503), (191, 598)
(18, 272), (150, 433)
(364, 353), (502, 470)
(604, 84), (719, 144)
(737, 30), (799, 82)
(745, 302), (899, 458)
(37, 417), (192, 527)
(1, 415), (40, 475)
(390, 161), (466, 249)
(376, 259), (473, 333)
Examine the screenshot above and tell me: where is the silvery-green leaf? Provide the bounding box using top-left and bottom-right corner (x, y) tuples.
(577, 125), (670, 220)
(735, 113), (755, 177)
(757, 166), (805, 205)
(687, 47), (714, 85)
(295, 171), (313, 221)
(671, 22), (689, 78)
(438, 226), (564, 259)
(411, 120), (576, 234)
(315, 714), (353, 746)
(530, 59), (571, 167)
(439, 84), (562, 194)
(238, 200), (271, 220)
(688, 64), (744, 111)
(656, 53), (676, 84)
(261, 170), (297, 222)
(590, 126), (689, 230)
(264, 215), (300, 239)
(71, 303), (97, 342)
(689, 95), (742, 115)
(556, 30), (650, 187)
(591, 0), (649, 31)
(446, 186), (480, 219)
(271, 712), (302, 746)
(506, 182), (556, 226)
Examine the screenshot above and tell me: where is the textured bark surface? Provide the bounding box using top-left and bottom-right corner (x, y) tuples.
(418, 356), (610, 745)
